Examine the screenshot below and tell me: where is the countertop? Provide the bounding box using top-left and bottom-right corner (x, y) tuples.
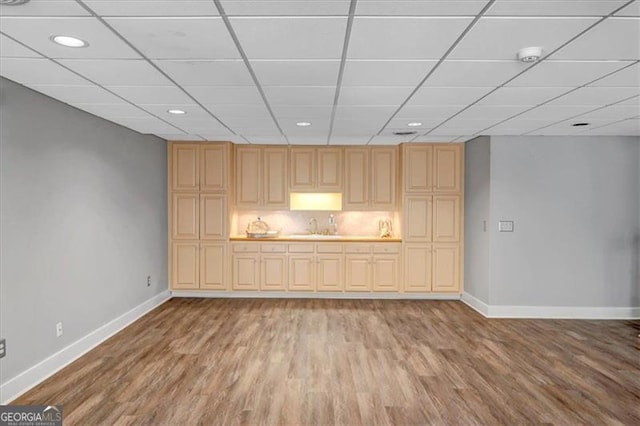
(230, 236), (402, 243)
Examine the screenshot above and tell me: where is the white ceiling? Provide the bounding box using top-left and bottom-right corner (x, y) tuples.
(1, 0), (638, 145)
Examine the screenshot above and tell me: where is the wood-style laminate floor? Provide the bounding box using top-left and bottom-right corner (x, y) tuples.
(14, 298), (640, 425)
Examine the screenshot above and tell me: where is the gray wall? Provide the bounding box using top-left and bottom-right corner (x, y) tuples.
(479, 135), (639, 308)
(0, 78), (168, 384)
(463, 136), (491, 303)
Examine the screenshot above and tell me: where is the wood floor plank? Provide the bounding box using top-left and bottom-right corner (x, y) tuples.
(11, 298), (640, 425)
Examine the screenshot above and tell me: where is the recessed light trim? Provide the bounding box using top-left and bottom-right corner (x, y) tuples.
(50, 35), (88, 48)
(167, 109), (187, 115)
(296, 122), (312, 127)
(407, 122), (423, 127)
(571, 122), (590, 127)
(517, 46), (542, 63)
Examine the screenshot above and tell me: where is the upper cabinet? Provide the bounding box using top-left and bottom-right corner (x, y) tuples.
(235, 146), (288, 209)
(344, 147), (397, 210)
(403, 144), (462, 193)
(171, 143), (230, 192)
(289, 147), (342, 191)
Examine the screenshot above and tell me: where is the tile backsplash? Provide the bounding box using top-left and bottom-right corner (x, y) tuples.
(233, 210), (402, 238)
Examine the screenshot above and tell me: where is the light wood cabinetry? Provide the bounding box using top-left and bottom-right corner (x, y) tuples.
(261, 255), (288, 291)
(172, 193), (199, 240)
(317, 148), (342, 190)
(200, 144), (229, 192)
(344, 147), (398, 210)
(232, 252), (260, 291)
(289, 147), (343, 191)
(345, 244), (400, 292)
(433, 195), (461, 242)
(433, 145), (462, 193)
(403, 244), (432, 292)
(171, 144), (199, 192)
(432, 244), (460, 292)
(404, 145), (432, 193)
(316, 255), (343, 291)
(289, 148), (314, 190)
(289, 256), (316, 291)
(403, 196), (432, 242)
(201, 243), (227, 290)
(200, 194), (227, 240)
(172, 242), (200, 290)
(403, 144), (462, 193)
(235, 146), (288, 209)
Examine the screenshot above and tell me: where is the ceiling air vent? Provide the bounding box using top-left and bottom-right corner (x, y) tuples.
(0, 0), (31, 4)
(393, 131), (418, 136)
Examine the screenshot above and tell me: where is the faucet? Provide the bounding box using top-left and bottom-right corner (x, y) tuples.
(328, 214), (338, 235)
(308, 217), (318, 234)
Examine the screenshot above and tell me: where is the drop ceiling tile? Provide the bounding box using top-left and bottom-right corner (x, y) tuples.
(281, 118), (331, 132)
(59, 59), (172, 85)
(173, 120), (231, 134)
(546, 86), (640, 106)
(348, 17), (472, 59)
(221, 1), (350, 16)
(0, 1), (90, 16)
(223, 117), (279, 129)
(85, 1), (219, 16)
(207, 104), (274, 121)
(407, 86), (495, 106)
(107, 86), (194, 104)
(184, 86), (263, 104)
(74, 103), (152, 118)
(154, 60), (253, 86)
(263, 86), (336, 105)
(109, 117), (182, 134)
(486, 1), (628, 16)
(158, 134), (206, 141)
(616, 2), (640, 16)
(0, 34), (40, 57)
(385, 118), (443, 129)
(331, 119), (384, 134)
(588, 63), (640, 86)
(242, 135), (287, 144)
(339, 86), (415, 106)
(395, 105), (466, 120)
(569, 105), (640, 121)
(424, 61), (525, 87)
(106, 17), (239, 59)
(0, 17), (139, 58)
(507, 60), (630, 87)
(251, 60), (340, 86)
(329, 135), (371, 145)
(230, 17), (347, 59)
(449, 17), (599, 60)
(515, 105), (597, 120)
(552, 18), (640, 60)
(285, 137), (329, 145)
(30, 84), (123, 104)
(428, 126), (485, 136)
(617, 95), (640, 106)
(455, 105), (533, 121)
(477, 86), (571, 106)
(356, 1), (486, 16)
(580, 119), (640, 135)
(272, 105), (334, 120)
(335, 106), (397, 120)
(341, 60), (436, 86)
(527, 119), (613, 135)
(0, 58), (89, 85)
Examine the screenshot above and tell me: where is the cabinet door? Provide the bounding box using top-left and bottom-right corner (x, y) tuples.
(288, 255), (315, 291)
(171, 144), (199, 191)
(261, 255), (288, 291)
(372, 254), (399, 292)
(172, 193), (199, 240)
(371, 147), (397, 210)
(290, 148), (315, 190)
(433, 195), (460, 242)
(232, 254), (260, 290)
(200, 194), (227, 240)
(432, 244), (460, 292)
(345, 255), (371, 292)
(172, 242), (199, 289)
(317, 147), (342, 190)
(317, 255), (343, 292)
(235, 146), (261, 208)
(403, 244), (432, 292)
(201, 144), (228, 192)
(403, 196), (432, 242)
(201, 243), (227, 290)
(344, 148), (369, 210)
(263, 147), (289, 209)
(403, 145), (432, 193)
(433, 145), (462, 193)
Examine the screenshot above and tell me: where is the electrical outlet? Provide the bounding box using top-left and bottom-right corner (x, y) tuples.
(0, 338), (6, 359)
(147, 275), (152, 287)
(56, 322), (63, 337)
(498, 220), (514, 232)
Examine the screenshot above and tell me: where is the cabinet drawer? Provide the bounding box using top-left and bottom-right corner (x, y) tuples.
(261, 244), (287, 253)
(317, 243), (343, 253)
(373, 244), (401, 254)
(232, 243), (259, 253)
(344, 244), (371, 254)
(288, 244), (314, 253)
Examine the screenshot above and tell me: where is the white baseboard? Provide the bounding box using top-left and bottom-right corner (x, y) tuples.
(461, 292), (640, 319)
(461, 292), (489, 316)
(171, 290), (461, 300)
(0, 290), (172, 404)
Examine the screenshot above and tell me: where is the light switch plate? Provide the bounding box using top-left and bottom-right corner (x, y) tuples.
(498, 220), (514, 232)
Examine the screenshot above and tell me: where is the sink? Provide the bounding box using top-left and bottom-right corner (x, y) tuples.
(288, 234), (344, 239)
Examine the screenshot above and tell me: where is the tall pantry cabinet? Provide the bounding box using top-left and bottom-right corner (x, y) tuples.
(402, 144), (463, 293)
(169, 143), (232, 290)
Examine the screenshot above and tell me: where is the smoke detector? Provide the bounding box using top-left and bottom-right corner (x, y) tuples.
(517, 46), (543, 63)
(0, 0), (31, 5)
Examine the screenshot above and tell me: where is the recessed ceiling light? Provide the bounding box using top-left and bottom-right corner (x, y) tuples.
(572, 122), (590, 127)
(167, 109), (187, 115)
(50, 35), (88, 48)
(296, 122), (312, 127)
(407, 122), (422, 127)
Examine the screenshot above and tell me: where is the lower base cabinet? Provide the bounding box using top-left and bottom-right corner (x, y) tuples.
(345, 245), (401, 292)
(172, 242), (228, 290)
(403, 243), (460, 292)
